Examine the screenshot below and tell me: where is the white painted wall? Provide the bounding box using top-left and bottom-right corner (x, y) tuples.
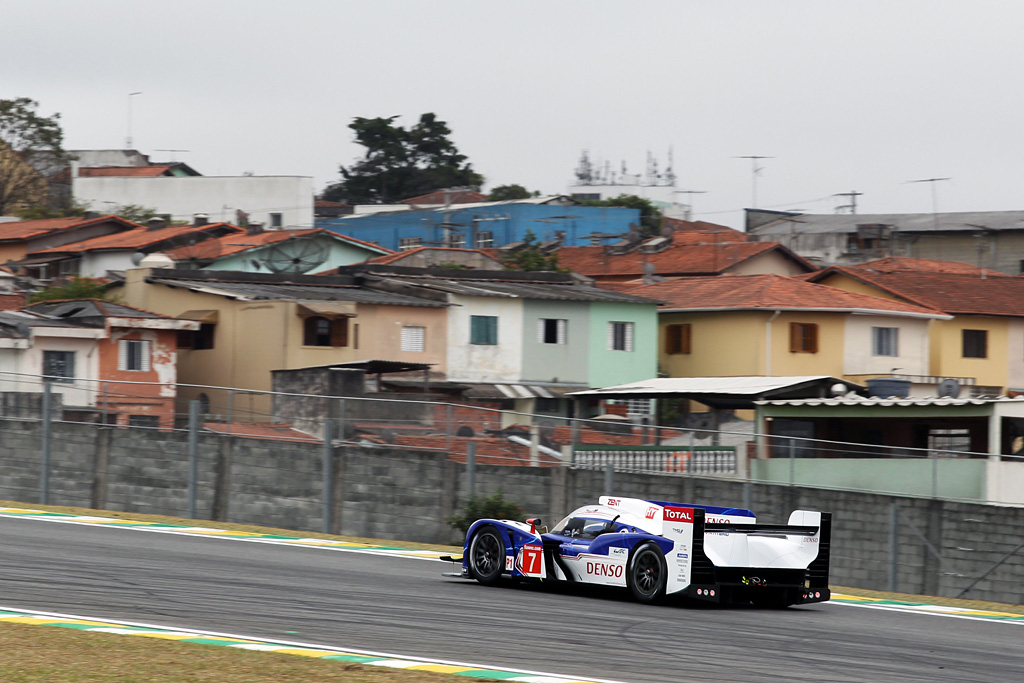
(842, 314), (931, 376)
(80, 251), (136, 278)
(1006, 319), (1024, 390)
(73, 176), (314, 229)
(986, 458), (1024, 506)
(0, 329), (102, 407)
(446, 296), (524, 383)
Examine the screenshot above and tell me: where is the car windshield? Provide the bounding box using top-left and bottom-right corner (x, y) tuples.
(551, 515), (622, 540)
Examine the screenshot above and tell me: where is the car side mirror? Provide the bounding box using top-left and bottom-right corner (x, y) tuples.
(526, 517), (547, 534)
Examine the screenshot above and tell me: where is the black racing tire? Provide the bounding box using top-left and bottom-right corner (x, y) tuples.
(628, 543), (667, 604)
(467, 525), (506, 586)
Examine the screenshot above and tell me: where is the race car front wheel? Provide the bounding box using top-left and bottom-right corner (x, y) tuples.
(468, 525), (506, 586)
(629, 544), (667, 604)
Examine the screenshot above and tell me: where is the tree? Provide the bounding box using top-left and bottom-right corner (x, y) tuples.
(487, 184), (533, 201)
(581, 194), (663, 238)
(28, 277), (111, 303)
(501, 230), (565, 272)
(321, 113), (484, 204)
(0, 98), (68, 216)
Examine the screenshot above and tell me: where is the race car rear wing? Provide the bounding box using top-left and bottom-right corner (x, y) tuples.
(703, 522), (819, 535)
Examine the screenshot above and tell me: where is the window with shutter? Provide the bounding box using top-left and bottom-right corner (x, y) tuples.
(666, 324), (691, 354)
(401, 326), (426, 352)
(330, 318), (349, 347)
(471, 316), (498, 345)
(608, 322), (634, 351)
(789, 323), (819, 353)
(538, 318), (567, 344)
(119, 340), (151, 371)
(962, 329), (987, 358)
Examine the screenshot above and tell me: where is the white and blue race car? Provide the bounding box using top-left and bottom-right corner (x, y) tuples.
(443, 496), (831, 607)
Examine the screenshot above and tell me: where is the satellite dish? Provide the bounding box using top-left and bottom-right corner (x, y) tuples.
(456, 426), (475, 437)
(259, 236), (329, 274)
(937, 379), (961, 398)
(831, 382), (848, 397)
(130, 251), (146, 266)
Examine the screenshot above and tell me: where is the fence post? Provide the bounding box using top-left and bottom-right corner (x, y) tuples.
(188, 399), (200, 519)
(466, 441), (476, 499)
(788, 438), (796, 486)
(101, 379), (108, 425)
(336, 398), (346, 442)
(445, 404), (453, 453)
(40, 378), (52, 505)
(322, 418), (334, 534)
(888, 503), (900, 592)
(931, 451), (939, 498)
(604, 462), (614, 495)
(569, 419), (580, 464)
(226, 389), (233, 435)
(530, 423), (540, 467)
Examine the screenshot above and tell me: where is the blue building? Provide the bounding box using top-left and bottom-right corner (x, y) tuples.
(315, 197), (640, 251)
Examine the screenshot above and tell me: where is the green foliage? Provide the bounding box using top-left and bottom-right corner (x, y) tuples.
(447, 491), (524, 534)
(501, 230), (565, 272)
(28, 277), (111, 303)
(321, 113), (484, 204)
(107, 204), (159, 223)
(15, 200), (87, 220)
(0, 97), (68, 215)
(581, 194), (663, 238)
(487, 184), (533, 201)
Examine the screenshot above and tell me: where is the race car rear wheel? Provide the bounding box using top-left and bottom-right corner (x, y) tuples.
(467, 525), (506, 586)
(628, 544), (667, 604)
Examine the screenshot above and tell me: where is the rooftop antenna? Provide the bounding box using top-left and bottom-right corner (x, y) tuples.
(126, 91), (142, 149)
(834, 190), (863, 214)
(734, 155), (773, 208)
(674, 190), (707, 220)
(155, 149), (191, 162)
(907, 177), (950, 231)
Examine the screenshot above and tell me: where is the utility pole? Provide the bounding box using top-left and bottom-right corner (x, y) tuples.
(834, 190), (863, 214)
(734, 156), (773, 208)
(126, 92), (142, 149)
(907, 177), (950, 232)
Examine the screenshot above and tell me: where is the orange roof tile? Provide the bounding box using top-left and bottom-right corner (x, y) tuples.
(661, 217), (748, 238)
(606, 274), (945, 316)
(399, 189), (488, 205)
(30, 223), (244, 254)
(161, 228), (391, 262)
(0, 293), (26, 311)
(78, 165), (176, 178)
(811, 259), (1024, 317)
(0, 215), (137, 242)
(555, 239), (811, 280)
(368, 246), (500, 266)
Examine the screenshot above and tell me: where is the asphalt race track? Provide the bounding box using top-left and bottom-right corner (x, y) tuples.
(2, 516), (1023, 683)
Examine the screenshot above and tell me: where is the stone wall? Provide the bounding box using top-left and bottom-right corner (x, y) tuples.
(1, 417), (1022, 605)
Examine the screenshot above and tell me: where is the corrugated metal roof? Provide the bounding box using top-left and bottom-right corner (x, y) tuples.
(755, 395), (1022, 407)
(147, 277), (448, 307)
(370, 274), (661, 304)
(750, 210), (1024, 235)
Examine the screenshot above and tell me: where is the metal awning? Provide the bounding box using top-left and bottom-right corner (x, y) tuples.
(296, 301), (356, 318)
(176, 309), (219, 324)
(462, 383), (585, 400)
(569, 376), (864, 409)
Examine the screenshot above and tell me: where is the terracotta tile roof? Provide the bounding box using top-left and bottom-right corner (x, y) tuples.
(77, 165), (176, 178)
(315, 199), (351, 208)
(203, 422), (320, 443)
(0, 215), (137, 242)
(810, 259), (1024, 317)
(162, 228), (319, 260)
(605, 274), (945, 316)
(30, 222), (243, 255)
(367, 246), (500, 266)
(398, 189), (489, 205)
(555, 239), (811, 280)
(844, 256), (1012, 277)
(0, 293), (26, 311)
(661, 217), (749, 238)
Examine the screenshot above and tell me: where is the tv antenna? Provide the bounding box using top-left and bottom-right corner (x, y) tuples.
(155, 149), (191, 162)
(907, 177), (950, 231)
(126, 91), (142, 148)
(674, 190), (707, 220)
(733, 156), (773, 208)
(834, 190), (863, 214)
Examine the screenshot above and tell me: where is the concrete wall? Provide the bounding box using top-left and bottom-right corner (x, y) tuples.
(74, 176), (314, 229)
(5, 417), (1024, 604)
(587, 301), (658, 387)
(842, 314), (930, 377)
(447, 296), (524, 382)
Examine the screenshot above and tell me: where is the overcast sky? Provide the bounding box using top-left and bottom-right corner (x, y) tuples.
(5, 1), (1024, 229)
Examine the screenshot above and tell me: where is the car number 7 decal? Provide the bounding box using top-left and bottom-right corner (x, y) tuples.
(519, 544), (543, 577)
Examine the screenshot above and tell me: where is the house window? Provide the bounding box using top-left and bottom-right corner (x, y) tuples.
(128, 415), (160, 429)
(58, 258), (80, 277)
(538, 318), (567, 344)
(470, 315), (498, 345)
(789, 322), (819, 353)
(401, 325), (426, 352)
(963, 329), (987, 358)
(535, 398), (561, 413)
(179, 323), (216, 350)
(303, 316), (348, 347)
(270, 212), (283, 228)
(608, 321), (634, 352)
(619, 398), (652, 415)
(476, 231), (494, 248)
(399, 237), (422, 251)
(42, 350), (75, 383)
(118, 339), (152, 371)
(872, 327), (898, 357)
(665, 323), (691, 354)
(448, 233), (466, 248)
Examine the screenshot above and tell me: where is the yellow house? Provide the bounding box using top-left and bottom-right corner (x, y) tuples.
(608, 274), (947, 384)
(113, 268), (450, 417)
(808, 258), (1024, 395)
